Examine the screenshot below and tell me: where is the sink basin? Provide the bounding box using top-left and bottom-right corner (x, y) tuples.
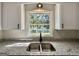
(26, 42), (56, 52)
(26, 43), (40, 52)
(41, 43), (56, 52)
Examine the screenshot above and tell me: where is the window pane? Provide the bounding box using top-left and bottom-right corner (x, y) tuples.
(30, 13), (49, 24)
(30, 13), (50, 33)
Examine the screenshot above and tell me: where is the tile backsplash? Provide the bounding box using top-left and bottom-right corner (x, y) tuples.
(0, 30), (78, 40)
(0, 30), (3, 40)
(53, 30), (78, 39)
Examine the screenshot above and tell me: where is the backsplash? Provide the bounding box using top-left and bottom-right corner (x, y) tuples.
(77, 31), (79, 39)
(0, 30), (3, 40)
(53, 30), (78, 39)
(1, 30), (79, 40)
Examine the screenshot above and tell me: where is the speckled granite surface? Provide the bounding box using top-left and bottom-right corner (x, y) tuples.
(0, 40), (79, 56)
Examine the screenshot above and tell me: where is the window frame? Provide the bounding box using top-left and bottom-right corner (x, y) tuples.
(26, 11), (54, 37)
(21, 4), (62, 31)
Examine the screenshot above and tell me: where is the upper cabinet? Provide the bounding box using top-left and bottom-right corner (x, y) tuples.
(2, 3), (21, 30)
(55, 3), (78, 30)
(0, 3), (2, 30)
(62, 3), (78, 30)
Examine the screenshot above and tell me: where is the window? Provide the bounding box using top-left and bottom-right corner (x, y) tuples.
(21, 4), (61, 37)
(30, 13), (49, 33)
(27, 11), (54, 37)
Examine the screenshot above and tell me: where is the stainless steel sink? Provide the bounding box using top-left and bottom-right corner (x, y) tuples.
(26, 42), (56, 52)
(26, 43), (40, 52)
(41, 43), (56, 52)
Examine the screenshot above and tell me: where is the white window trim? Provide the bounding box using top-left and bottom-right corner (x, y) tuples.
(55, 4), (62, 30)
(26, 11), (54, 37)
(21, 3), (62, 37)
(21, 4), (25, 30)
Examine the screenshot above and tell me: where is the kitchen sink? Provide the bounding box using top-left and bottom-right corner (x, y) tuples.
(26, 43), (40, 52)
(26, 42), (56, 52)
(41, 43), (56, 52)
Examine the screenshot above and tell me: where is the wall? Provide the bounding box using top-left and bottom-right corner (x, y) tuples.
(0, 31), (3, 40)
(53, 30), (78, 39)
(3, 30), (27, 40)
(2, 30), (78, 40)
(1, 2), (79, 40)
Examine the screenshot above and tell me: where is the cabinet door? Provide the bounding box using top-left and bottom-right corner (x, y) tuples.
(0, 3), (2, 30)
(62, 3), (77, 30)
(2, 3), (20, 30)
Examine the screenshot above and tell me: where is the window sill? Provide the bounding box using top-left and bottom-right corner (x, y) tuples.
(26, 33), (53, 38)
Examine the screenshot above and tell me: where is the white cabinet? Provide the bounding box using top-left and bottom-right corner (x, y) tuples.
(62, 3), (78, 30)
(0, 3), (2, 30)
(2, 3), (20, 30)
(55, 3), (78, 30)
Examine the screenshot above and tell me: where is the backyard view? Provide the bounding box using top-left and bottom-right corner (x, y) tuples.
(30, 13), (50, 33)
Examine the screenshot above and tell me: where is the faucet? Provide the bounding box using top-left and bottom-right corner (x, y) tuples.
(39, 32), (42, 43)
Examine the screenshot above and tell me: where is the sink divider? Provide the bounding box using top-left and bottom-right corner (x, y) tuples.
(40, 43), (42, 52)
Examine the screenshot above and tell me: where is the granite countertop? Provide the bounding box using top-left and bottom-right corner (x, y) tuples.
(0, 40), (79, 55)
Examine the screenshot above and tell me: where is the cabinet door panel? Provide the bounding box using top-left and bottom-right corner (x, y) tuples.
(0, 3), (2, 30)
(2, 3), (20, 30)
(62, 3), (77, 30)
